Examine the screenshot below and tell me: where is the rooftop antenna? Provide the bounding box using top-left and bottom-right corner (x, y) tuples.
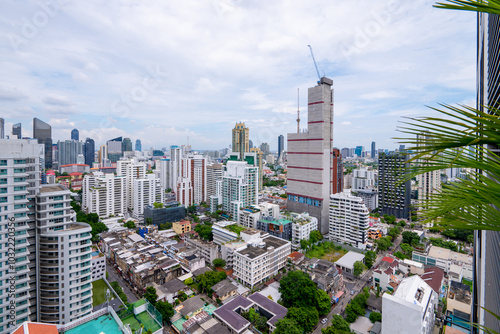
(296, 88), (300, 133)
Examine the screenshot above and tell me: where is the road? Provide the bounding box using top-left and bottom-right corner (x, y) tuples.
(106, 259), (139, 303)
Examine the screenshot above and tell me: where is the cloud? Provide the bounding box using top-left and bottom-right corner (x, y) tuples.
(341, 121), (352, 126)
(0, 85), (26, 101)
(43, 94), (73, 106)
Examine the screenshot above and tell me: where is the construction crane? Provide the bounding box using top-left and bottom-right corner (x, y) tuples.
(308, 45), (321, 82)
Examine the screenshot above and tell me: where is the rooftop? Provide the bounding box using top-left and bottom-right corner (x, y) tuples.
(335, 251), (365, 269)
(163, 278), (188, 294)
(236, 236), (290, 259)
(40, 184), (67, 193)
(178, 295), (205, 317)
(421, 266), (444, 294)
(392, 276), (434, 309)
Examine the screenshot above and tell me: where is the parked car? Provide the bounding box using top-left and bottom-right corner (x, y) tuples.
(368, 277), (373, 282)
(350, 290), (355, 295)
(321, 318), (328, 324)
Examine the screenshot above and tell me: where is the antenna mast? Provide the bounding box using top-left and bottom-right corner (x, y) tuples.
(296, 88), (300, 133)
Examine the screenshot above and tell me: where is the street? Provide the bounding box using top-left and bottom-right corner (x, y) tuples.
(106, 259), (139, 303)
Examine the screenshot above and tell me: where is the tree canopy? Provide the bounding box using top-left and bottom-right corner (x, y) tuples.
(375, 236), (392, 251)
(353, 261), (366, 277)
(195, 222), (213, 241)
(369, 311), (382, 323)
(286, 307), (319, 333)
(144, 286), (158, 305)
(316, 289), (331, 315)
(279, 271), (318, 309)
(274, 318), (302, 334)
(212, 258), (226, 268)
(197, 270), (226, 293)
(364, 250), (377, 268)
(155, 300), (174, 324)
(402, 231), (420, 246)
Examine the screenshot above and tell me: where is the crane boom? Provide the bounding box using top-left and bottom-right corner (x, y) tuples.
(308, 45), (321, 81)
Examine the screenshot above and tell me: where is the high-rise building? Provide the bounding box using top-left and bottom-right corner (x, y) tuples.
(133, 174), (164, 215)
(399, 144), (405, 151)
(0, 139), (40, 332)
(177, 155), (207, 206)
(232, 122), (249, 161)
(355, 146), (364, 157)
(207, 163), (223, 199)
(33, 118), (52, 169)
(159, 158), (171, 190)
(329, 190), (369, 248)
(249, 140), (253, 149)
(210, 161), (258, 219)
(82, 172), (127, 217)
(106, 136), (122, 163)
(122, 137), (133, 152)
(332, 148), (343, 194)
(351, 168), (375, 191)
(260, 142), (270, 155)
(474, 12), (500, 334)
(250, 147), (264, 190)
(71, 128), (79, 141)
(277, 134), (284, 162)
(98, 145), (107, 164)
(378, 152), (411, 219)
(416, 135), (441, 215)
(371, 141), (376, 158)
(12, 122), (21, 139)
(57, 139), (83, 166)
(37, 184), (93, 324)
(287, 77), (334, 233)
(83, 138), (95, 167)
(0, 118), (4, 139)
(135, 139), (142, 151)
(117, 159), (147, 209)
(341, 147), (350, 158)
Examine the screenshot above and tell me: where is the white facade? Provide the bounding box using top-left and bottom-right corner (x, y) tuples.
(133, 174), (164, 215)
(116, 159), (147, 209)
(289, 212), (318, 250)
(176, 155), (207, 206)
(351, 168), (375, 191)
(92, 252), (106, 281)
(233, 235), (291, 288)
(82, 172), (127, 218)
(237, 202), (279, 229)
(207, 163), (223, 199)
(37, 184), (93, 325)
(329, 190), (369, 247)
(382, 276), (437, 334)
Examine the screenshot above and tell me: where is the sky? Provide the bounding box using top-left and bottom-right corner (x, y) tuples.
(0, 0), (476, 152)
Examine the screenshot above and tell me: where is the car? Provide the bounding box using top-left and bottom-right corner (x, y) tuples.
(350, 290), (355, 295)
(321, 318), (328, 324)
(368, 277), (373, 282)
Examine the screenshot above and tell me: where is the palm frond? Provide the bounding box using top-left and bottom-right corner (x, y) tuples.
(434, 0), (500, 15)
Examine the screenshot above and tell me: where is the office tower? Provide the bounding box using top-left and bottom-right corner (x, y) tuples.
(250, 147), (264, 190)
(71, 128), (79, 141)
(169, 145), (183, 190)
(122, 137), (132, 152)
(382, 276), (437, 334)
(117, 159), (147, 209)
(12, 122), (21, 139)
(210, 161), (258, 219)
(329, 190), (369, 247)
(135, 139), (142, 151)
(232, 122), (249, 160)
(351, 168), (375, 191)
(355, 146), (364, 157)
(82, 172), (127, 217)
(177, 155), (207, 206)
(399, 144), (405, 151)
(57, 140), (83, 166)
(83, 138), (95, 167)
(98, 145), (107, 164)
(0, 139), (40, 332)
(133, 174), (164, 215)
(378, 152), (411, 219)
(0, 118), (4, 139)
(416, 135), (441, 214)
(207, 163), (223, 198)
(287, 77), (334, 233)
(37, 184), (93, 324)
(332, 148), (343, 194)
(159, 158), (171, 190)
(341, 147), (350, 158)
(33, 118), (52, 169)
(260, 142), (270, 155)
(371, 141), (376, 158)
(249, 140), (253, 149)
(106, 136), (122, 163)
(277, 134), (284, 162)
(474, 12), (500, 333)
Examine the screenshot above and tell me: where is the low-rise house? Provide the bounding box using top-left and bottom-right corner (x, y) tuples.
(287, 251), (305, 266)
(183, 312), (231, 334)
(192, 267), (211, 278)
(420, 266), (445, 296)
(173, 219), (192, 235)
(177, 295), (206, 319)
(306, 258), (344, 298)
(212, 279), (239, 302)
(372, 256), (404, 293)
(158, 278), (189, 303)
(335, 251), (365, 279)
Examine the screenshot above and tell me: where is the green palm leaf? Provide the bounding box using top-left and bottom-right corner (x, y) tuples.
(434, 0), (500, 15)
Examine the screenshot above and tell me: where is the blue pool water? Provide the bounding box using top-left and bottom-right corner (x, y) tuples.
(65, 315), (122, 334)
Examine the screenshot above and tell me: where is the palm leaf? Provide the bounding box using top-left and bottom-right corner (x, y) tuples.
(434, 0), (500, 15)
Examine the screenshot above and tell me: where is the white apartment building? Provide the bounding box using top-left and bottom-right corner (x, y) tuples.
(210, 161), (258, 219)
(212, 221), (241, 245)
(37, 184), (93, 325)
(287, 212), (318, 250)
(382, 276), (437, 334)
(329, 190), (369, 248)
(233, 234), (291, 288)
(0, 139), (41, 333)
(133, 174), (164, 216)
(237, 202), (279, 229)
(92, 251), (106, 281)
(116, 159), (147, 209)
(207, 163), (223, 199)
(82, 172), (127, 218)
(351, 168), (375, 191)
(176, 155), (207, 206)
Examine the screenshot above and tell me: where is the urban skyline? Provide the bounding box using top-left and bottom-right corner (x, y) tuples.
(1, 1), (475, 150)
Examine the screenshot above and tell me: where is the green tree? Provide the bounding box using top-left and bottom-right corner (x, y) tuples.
(195, 223), (213, 241)
(375, 236), (393, 251)
(274, 318), (302, 334)
(184, 278), (193, 285)
(400, 243), (414, 257)
(197, 271), (226, 293)
(155, 300), (174, 324)
(402, 231), (420, 246)
(322, 327), (351, 334)
(330, 314), (351, 332)
(144, 286), (158, 305)
(279, 271), (318, 309)
(286, 307), (319, 333)
(145, 217), (153, 225)
(187, 205), (197, 214)
(353, 261), (366, 277)
(153, 202), (164, 209)
(364, 250), (377, 268)
(309, 230), (323, 244)
(124, 221), (136, 229)
(388, 227), (401, 241)
(212, 258), (226, 268)
(300, 238), (310, 251)
(316, 289), (331, 315)
(369, 312), (382, 323)
(393, 251), (408, 260)
(255, 315), (268, 331)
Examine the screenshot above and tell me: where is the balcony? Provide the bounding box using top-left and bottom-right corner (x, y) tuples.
(40, 315), (60, 323)
(40, 292), (59, 298)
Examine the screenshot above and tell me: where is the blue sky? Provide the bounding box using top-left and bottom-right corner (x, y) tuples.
(0, 0), (476, 151)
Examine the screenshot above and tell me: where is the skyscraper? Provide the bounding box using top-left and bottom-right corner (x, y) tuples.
(83, 137), (95, 166)
(57, 139), (83, 166)
(0, 118), (4, 139)
(33, 117), (52, 169)
(71, 128), (79, 141)
(277, 134), (284, 162)
(473, 11), (500, 334)
(232, 122), (249, 160)
(355, 146), (364, 157)
(12, 122), (21, 139)
(378, 152), (411, 219)
(122, 137), (133, 152)
(106, 136), (122, 162)
(135, 139), (142, 151)
(332, 148), (343, 194)
(371, 141), (376, 158)
(260, 142), (270, 155)
(287, 77), (334, 233)
(249, 139), (253, 149)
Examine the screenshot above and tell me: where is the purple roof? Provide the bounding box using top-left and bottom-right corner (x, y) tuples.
(248, 293), (287, 325)
(214, 295), (253, 331)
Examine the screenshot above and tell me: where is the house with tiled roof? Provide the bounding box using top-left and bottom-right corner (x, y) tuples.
(372, 256), (404, 292)
(420, 266), (445, 295)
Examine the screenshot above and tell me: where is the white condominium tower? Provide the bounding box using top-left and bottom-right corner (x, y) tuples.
(133, 174), (164, 215)
(82, 172), (127, 217)
(329, 190), (369, 248)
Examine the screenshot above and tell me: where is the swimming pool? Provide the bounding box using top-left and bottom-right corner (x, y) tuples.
(65, 315), (123, 334)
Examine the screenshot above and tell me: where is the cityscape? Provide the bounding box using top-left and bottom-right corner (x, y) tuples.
(0, 1), (498, 334)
